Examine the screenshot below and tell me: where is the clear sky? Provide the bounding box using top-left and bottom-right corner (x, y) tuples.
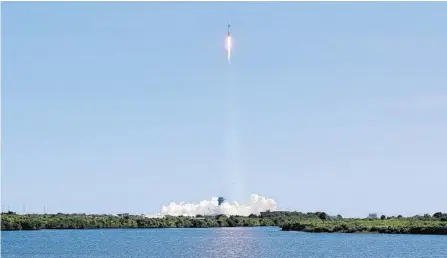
(2, 2), (447, 217)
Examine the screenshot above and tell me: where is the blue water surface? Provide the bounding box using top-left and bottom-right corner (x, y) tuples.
(2, 227), (447, 257)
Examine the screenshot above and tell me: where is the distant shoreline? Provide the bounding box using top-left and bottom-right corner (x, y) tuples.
(2, 211), (447, 235)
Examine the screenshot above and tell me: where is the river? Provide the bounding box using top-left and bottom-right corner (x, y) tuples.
(2, 227), (447, 257)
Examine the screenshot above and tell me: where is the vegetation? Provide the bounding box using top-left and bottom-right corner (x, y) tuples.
(2, 210), (447, 235)
(282, 218), (447, 235)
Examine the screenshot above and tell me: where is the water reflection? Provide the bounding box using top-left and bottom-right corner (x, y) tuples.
(201, 227), (272, 258)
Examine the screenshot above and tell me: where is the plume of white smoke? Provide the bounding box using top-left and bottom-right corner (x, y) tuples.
(148, 194), (277, 217)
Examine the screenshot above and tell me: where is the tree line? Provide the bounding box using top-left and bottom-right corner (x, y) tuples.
(2, 210), (446, 235)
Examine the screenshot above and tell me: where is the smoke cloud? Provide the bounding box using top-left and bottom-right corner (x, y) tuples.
(149, 194), (277, 217)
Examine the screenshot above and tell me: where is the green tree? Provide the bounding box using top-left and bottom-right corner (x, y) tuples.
(317, 212), (328, 221)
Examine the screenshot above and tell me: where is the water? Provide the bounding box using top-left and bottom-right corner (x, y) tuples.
(2, 227), (447, 257)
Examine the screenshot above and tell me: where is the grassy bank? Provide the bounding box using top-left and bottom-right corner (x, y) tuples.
(2, 211), (446, 235)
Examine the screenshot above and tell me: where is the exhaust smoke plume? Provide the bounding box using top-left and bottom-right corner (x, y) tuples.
(150, 194), (277, 217)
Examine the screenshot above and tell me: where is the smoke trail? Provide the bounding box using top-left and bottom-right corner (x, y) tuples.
(150, 194), (277, 217)
(224, 49), (248, 202)
(224, 97), (247, 202)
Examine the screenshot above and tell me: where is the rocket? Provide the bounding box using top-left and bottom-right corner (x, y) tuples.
(226, 23), (232, 63)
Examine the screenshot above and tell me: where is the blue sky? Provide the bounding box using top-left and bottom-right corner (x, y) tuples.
(2, 2), (447, 217)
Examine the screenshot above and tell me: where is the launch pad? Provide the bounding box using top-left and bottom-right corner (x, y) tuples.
(218, 197), (225, 206)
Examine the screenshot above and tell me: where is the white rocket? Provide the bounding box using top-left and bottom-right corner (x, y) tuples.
(226, 23), (232, 63)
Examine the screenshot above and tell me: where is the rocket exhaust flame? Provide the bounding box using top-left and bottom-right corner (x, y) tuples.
(226, 36), (232, 63)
